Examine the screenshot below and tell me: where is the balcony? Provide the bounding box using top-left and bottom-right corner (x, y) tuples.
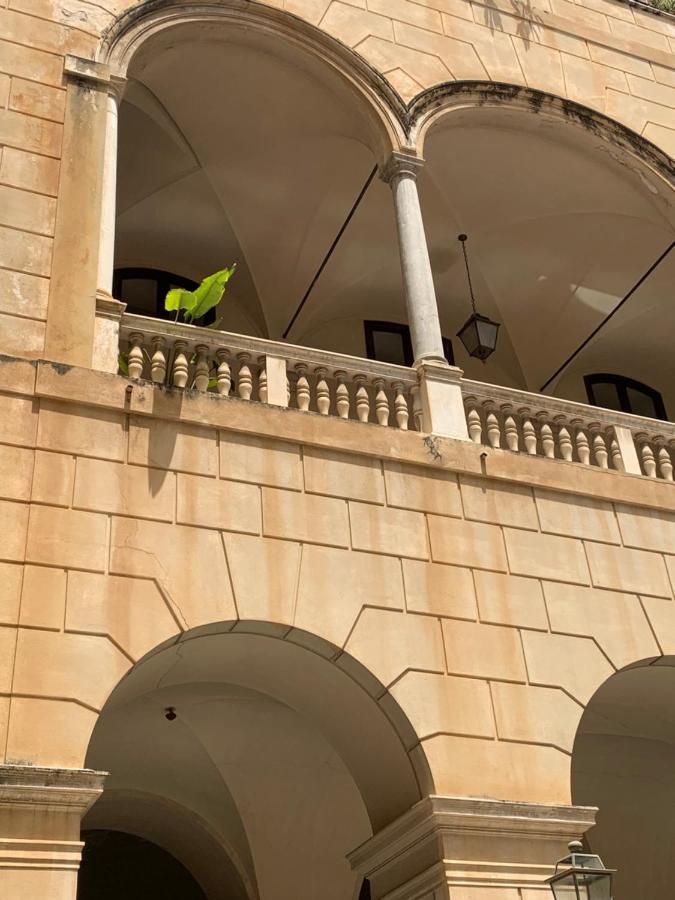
(113, 311), (675, 482)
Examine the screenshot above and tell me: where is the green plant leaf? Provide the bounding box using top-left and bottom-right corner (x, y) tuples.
(118, 352), (129, 376)
(165, 288), (195, 314)
(188, 265), (237, 322)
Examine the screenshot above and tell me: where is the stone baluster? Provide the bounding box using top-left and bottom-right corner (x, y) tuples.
(315, 367), (330, 415)
(609, 434), (624, 471)
(237, 352), (253, 401)
(172, 339), (189, 388)
(483, 401), (501, 449)
(373, 378), (390, 426)
(519, 408), (537, 456)
(658, 442), (674, 481)
(257, 356), (268, 404)
(354, 375), (370, 423)
(334, 370), (350, 419)
(295, 364), (310, 411)
(393, 381), (409, 431)
(194, 344), (210, 392)
(127, 332), (144, 380)
(216, 349), (231, 395)
(150, 336), (166, 384)
(635, 433), (656, 477)
(589, 424), (608, 469)
(538, 413), (555, 459)
(502, 404), (518, 452)
(411, 385), (423, 432)
(555, 416), (573, 462)
(464, 397), (482, 444)
(570, 419), (590, 465)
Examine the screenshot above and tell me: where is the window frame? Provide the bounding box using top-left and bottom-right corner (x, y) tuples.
(364, 320), (454, 367)
(584, 373), (667, 421)
(112, 267), (216, 325)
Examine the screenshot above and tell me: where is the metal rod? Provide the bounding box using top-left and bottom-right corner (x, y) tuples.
(282, 165), (378, 340)
(539, 240), (674, 393)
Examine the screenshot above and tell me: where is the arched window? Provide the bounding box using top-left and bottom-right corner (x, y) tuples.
(113, 268), (216, 326)
(584, 374), (667, 421)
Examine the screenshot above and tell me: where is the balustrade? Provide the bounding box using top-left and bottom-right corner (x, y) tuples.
(117, 315), (675, 480)
(119, 315), (417, 430)
(462, 382), (675, 481)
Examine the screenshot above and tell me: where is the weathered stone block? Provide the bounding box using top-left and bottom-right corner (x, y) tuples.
(37, 400), (125, 461)
(304, 446), (384, 503)
(350, 501), (428, 559)
(25, 505), (107, 571)
(443, 618), (527, 681)
(504, 528), (590, 584)
(585, 541), (671, 597)
(402, 559), (477, 618)
(390, 671), (495, 739)
(20, 564), (66, 630)
(429, 516), (507, 571)
(74, 457), (176, 522)
(474, 569), (548, 630)
(263, 487), (349, 546)
(130, 417), (217, 475)
(220, 430), (301, 488)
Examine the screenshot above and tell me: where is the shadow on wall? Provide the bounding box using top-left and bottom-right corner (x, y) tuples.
(572, 657), (675, 900)
(480, 0), (544, 45)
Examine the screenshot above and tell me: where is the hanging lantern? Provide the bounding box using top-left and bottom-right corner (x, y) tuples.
(547, 841), (615, 900)
(456, 234), (500, 362)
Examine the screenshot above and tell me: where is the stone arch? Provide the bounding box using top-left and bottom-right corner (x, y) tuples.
(408, 80), (675, 187)
(80, 619), (435, 900)
(571, 655), (675, 900)
(97, 0), (408, 166)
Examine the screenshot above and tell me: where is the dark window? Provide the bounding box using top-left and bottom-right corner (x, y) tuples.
(113, 268), (215, 326)
(358, 879), (371, 900)
(364, 320), (454, 367)
(585, 374), (667, 421)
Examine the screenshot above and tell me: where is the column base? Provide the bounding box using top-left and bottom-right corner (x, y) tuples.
(416, 361), (470, 441)
(349, 795), (597, 900)
(0, 765), (106, 900)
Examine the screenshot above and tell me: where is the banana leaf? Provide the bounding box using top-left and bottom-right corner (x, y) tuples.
(165, 288), (194, 313)
(186, 265), (236, 322)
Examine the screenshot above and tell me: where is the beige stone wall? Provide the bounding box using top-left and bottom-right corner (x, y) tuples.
(0, 0), (674, 357)
(1, 356), (673, 807)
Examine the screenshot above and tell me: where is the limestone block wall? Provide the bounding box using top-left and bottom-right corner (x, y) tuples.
(0, 356), (673, 807)
(0, 0), (674, 359)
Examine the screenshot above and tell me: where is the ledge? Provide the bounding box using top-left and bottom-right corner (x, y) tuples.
(0, 354), (673, 513)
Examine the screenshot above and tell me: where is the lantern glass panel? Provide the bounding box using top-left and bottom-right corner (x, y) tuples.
(550, 872), (581, 900)
(578, 871), (612, 900)
(476, 316), (499, 352)
(457, 317), (480, 357)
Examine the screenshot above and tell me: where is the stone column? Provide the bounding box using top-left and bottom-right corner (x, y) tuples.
(45, 57), (112, 369)
(97, 78), (125, 300)
(0, 765), (106, 900)
(349, 795), (597, 900)
(381, 151), (446, 366)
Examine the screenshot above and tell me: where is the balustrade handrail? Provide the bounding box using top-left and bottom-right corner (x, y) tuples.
(462, 377), (675, 439)
(120, 313), (418, 386)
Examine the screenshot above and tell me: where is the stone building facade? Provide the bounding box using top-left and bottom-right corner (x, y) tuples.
(0, 0), (674, 898)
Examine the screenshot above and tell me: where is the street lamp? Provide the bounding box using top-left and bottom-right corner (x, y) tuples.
(547, 841), (615, 900)
(455, 234), (500, 362)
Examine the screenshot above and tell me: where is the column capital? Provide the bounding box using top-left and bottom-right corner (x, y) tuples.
(0, 764), (106, 815)
(64, 55), (111, 87)
(379, 150), (425, 184)
(349, 795), (597, 899)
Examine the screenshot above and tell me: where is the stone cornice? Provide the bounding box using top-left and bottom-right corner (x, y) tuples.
(0, 765), (107, 815)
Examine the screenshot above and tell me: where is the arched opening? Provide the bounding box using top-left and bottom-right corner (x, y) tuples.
(109, 7), (403, 345)
(82, 623), (429, 900)
(572, 657), (675, 900)
(414, 89), (675, 406)
(78, 829), (206, 900)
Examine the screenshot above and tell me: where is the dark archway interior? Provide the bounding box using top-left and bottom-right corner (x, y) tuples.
(78, 830), (206, 900)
